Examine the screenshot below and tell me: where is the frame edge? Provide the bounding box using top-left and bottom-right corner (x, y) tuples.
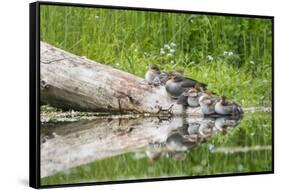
(29, 1), (40, 189)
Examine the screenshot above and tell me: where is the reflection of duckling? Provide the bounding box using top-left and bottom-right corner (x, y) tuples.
(145, 143), (162, 162)
(187, 123), (200, 135)
(166, 133), (195, 151)
(199, 94), (217, 115)
(145, 64), (160, 84)
(198, 119), (214, 139)
(215, 96), (243, 115)
(168, 151), (186, 161)
(214, 116), (239, 134)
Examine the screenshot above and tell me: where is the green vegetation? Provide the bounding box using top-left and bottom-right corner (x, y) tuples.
(40, 5), (272, 107)
(41, 112), (272, 185)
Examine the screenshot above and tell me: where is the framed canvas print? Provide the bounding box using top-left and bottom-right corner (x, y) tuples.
(29, 1), (274, 188)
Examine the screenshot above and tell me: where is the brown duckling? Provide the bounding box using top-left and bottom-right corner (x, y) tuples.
(186, 88), (200, 107)
(158, 72), (170, 85)
(198, 92), (218, 115)
(145, 64), (160, 84)
(215, 96), (243, 115)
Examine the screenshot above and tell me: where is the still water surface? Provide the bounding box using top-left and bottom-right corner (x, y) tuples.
(40, 111), (272, 185)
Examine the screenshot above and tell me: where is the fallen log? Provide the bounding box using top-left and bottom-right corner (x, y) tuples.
(40, 42), (202, 115)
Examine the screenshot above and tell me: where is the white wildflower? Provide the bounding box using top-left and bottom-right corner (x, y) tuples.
(95, 15), (100, 19)
(171, 60), (175, 64)
(207, 55), (214, 61)
(170, 42), (176, 47)
(167, 53), (173, 57)
(223, 51), (228, 56)
(164, 44), (170, 49)
(170, 49), (175, 53)
(228, 51), (234, 56)
(208, 144), (215, 151)
(238, 164), (244, 171)
(160, 48), (165, 55)
(250, 60), (255, 64)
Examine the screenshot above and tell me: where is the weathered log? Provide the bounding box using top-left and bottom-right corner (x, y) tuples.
(40, 42), (202, 115)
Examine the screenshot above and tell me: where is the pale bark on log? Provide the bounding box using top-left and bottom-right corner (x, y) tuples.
(40, 42), (202, 115)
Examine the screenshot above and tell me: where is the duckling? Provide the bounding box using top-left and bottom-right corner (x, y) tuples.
(175, 83), (205, 106)
(186, 88), (200, 107)
(176, 90), (189, 106)
(198, 93), (217, 115)
(158, 72), (170, 85)
(145, 64), (160, 84)
(215, 96), (243, 115)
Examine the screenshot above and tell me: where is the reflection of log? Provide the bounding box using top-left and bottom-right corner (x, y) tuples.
(40, 42), (201, 114)
(40, 117), (184, 177)
(40, 116), (241, 178)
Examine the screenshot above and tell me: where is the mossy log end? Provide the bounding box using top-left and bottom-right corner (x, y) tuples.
(40, 42), (202, 115)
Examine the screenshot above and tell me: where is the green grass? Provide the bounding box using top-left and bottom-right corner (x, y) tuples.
(41, 112), (272, 185)
(40, 5), (272, 107)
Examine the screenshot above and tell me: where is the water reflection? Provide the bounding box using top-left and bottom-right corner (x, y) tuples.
(41, 115), (242, 178)
(144, 115), (242, 162)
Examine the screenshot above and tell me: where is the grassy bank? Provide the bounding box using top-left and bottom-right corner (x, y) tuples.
(40, 5), (272, 107)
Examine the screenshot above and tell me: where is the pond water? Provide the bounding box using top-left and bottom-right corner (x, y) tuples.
(40, 111), (272, 186)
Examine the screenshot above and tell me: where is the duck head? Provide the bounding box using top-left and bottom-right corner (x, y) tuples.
(148, 64), (160, 72)
(221, 96), (228, 105)
(186, 88), (198, 97)
(172, 69), (185, 76)
(194, 82), (205, 92)
(171, 75), (184, 82)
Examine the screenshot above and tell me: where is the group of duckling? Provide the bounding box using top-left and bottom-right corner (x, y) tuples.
(144, 116), (241, 162)
(145, 64), (243, 116)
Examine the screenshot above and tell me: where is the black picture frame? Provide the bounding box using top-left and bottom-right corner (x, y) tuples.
(29, 1), (274, 189)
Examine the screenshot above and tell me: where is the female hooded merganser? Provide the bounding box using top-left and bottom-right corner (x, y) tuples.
(198, 92), (217, 115)
(145, 64), (160, 84)
(215, 96), (243, 115)
(165, 74), (202, 99)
